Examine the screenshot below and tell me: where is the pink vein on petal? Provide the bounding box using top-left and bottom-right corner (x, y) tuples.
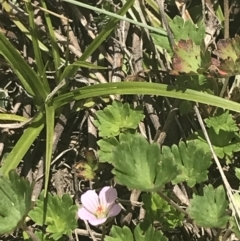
(81, 190), (99, 213)
(107, 204), (121, 217)
(99, 186), (117, 208)
(78, 207), (96, 221)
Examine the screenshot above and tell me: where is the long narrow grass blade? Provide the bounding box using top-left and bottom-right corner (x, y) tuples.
(40, 0), (61, 82)
(0, 112), (45, 175)
(0, 0), (49, 52)
(0, 33), (47, 105)
(44, 104), (55, 197)
(62, 0), (166, 36)
(0, 114), (28, 122)
(52, 82), (240, 113)
(26, 1), (50, 93)
(61, 0), (135, 79)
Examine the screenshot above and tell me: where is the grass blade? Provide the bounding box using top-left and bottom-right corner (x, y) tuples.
(40, 0), (61, 82)
(60, 0), (135, 79)
(44, 104), (55, 197)
(26, 1), (50, 93)
(0, 33), (47, 105)
(53, 82), (240, 113)
(62, 0), (166, 36)
(0, 112), (45, 175)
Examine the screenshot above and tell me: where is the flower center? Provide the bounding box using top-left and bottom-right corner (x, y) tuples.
(95, 205), (106, 218)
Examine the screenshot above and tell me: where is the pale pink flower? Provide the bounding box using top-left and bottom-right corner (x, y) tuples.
(78, 186), (121, 226)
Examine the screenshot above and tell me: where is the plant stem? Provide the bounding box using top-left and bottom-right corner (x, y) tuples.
(101, 224), (106, 241)
(21, 223), (41, 241)
(157, 191), (188, 216)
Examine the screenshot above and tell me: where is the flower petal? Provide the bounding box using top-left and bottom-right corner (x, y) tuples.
(88, 217), (107, 226)
(99, 186), (118, 208)
(107, 204), (121, 217)
(78, 207), (96, 221)
(81, 190), (99, 213)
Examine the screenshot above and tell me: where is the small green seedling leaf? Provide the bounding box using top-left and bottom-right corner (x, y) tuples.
(192, 110), (240, 158)
(142, 192), (184, 230)
(187, 185), (229, 228)
(134, 223), (168, 241)
(29, 192), (78, 240)
(94, 101), (144, 137)
(105, 224), (168, 241)
(73, 161), (96, 180)
(73, 150), (98, 180)
(170, 141), (212, 187)
(205, 110), (238, 134)
(105, 226), (134, 241)
(112, 133), (179, 191)
(0, 170), (33, 234)
(193, 131), (240, 159)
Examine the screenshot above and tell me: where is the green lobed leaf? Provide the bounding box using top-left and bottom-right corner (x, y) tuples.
(171, 39), (211, 75)
(0, 170), (33, 234)
(98, 137), (119, 163)
(98, 132), (137, 163)
(169, 16), (206, 45)
(134, 223), (168, 241)
(111, 133), (179, 191)
(151, 16), (205, 56)
(105, 226), (134, 241)
(193, 131), (240, 159)
(105, 224), (168, 241)
(191, 111), (240, 159)
(187, 185), (229, 228)
(29, 192), (78, 240)
(213, 36), (240, 62)
(211, 36), (240, 76)
(143, 193), (170, 214)
(94, 101), (144, 137)
(170, 141), (212, 187)
(205, 110), (239, 134)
